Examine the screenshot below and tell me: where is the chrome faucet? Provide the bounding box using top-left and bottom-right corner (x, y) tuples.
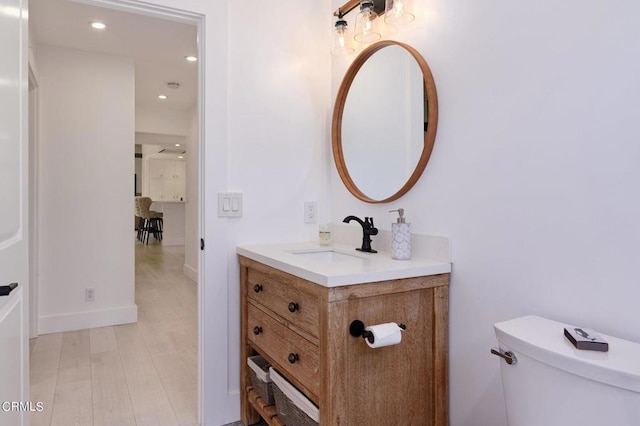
(343, 216), (378, 253)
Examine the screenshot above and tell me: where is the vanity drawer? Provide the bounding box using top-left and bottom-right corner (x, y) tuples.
(247, 268), (319, 339)
(247, 303), (320, 399)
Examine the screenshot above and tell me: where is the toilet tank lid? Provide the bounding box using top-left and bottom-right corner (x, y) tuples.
(494, 315), (640, 393)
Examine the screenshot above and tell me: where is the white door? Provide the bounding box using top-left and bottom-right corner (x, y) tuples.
(0, 0), (30, 425)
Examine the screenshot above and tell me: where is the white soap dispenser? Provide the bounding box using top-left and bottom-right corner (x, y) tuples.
(389, 208), (411, 260)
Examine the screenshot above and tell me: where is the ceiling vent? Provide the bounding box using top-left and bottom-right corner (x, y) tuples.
(167, 82), (181, 89)
(158, 147), (186, 154)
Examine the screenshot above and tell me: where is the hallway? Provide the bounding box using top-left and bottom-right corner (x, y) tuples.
(29, 243), (198, 426)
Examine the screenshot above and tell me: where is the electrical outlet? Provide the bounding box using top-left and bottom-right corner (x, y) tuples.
(304, 202), (317, 224)
(85, 288), (95, 302)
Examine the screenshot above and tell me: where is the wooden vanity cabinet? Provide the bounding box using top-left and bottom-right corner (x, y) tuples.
(239, 255), (450, 426)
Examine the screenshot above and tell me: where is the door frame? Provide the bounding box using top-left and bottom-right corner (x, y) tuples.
(28, 58), (39, 339)
(30, 0), (211, 423)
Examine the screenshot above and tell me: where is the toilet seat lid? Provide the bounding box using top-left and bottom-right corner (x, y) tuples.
(494, 315), (640, 393)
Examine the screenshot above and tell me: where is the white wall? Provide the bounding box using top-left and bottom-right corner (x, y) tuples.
(330, 1), (640, 425)
(135, 104), (189, 135)
(225, 0), (332, 399)
(36, 45), (136, 334)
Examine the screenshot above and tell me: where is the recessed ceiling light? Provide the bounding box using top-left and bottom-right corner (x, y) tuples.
(175, 144), (181, 147)
(89, 21), (107, 30)
(178, 156), (184, 159)
(185, 56), (198, 62)
(158, 95), (167, 100)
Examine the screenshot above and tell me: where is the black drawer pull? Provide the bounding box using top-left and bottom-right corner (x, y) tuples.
(254, 284), (263, 293)
(288, 302), (299, 313)
(288, 353), (299, 364)
(253, 326), (263, 335)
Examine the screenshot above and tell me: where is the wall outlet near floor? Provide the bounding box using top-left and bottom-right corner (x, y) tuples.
(304, 201), (317, 224)
(85, 287), (95, 302)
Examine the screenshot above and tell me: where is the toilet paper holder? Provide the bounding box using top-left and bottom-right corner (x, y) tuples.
(349, 320), (406, 342)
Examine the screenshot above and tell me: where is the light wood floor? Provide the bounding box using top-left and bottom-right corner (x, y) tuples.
(30, 241), (198, 426)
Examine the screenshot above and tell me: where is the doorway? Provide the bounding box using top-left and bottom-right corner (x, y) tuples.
(28, 0), (206, 423)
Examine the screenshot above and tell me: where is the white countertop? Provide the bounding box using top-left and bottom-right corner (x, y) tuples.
(151, 200), (185, 204)
(237, 241), (451, 287)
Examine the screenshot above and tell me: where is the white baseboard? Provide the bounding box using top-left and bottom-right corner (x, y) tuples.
(38, 304), (138, 335)
(183, 263), (197, 282)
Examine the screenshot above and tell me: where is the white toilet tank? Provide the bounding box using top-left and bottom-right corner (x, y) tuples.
(493, 315), (640, 426)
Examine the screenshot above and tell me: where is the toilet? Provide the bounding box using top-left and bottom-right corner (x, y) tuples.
(493, 315), (640, 426)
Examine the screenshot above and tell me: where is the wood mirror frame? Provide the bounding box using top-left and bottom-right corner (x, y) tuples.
(332, 40), (438, 203)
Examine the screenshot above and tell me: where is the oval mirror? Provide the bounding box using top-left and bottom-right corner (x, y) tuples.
(332, 40), (438, 203)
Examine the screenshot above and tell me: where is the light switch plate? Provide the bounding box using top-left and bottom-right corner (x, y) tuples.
(218, 192), (243, 217)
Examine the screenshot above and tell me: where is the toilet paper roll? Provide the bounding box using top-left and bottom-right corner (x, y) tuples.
(364, 322), (403, 348)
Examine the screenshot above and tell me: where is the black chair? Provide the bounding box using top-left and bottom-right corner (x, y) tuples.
(137, 197), (163, 244)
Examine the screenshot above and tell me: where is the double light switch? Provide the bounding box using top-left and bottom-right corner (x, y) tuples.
(218, 192), (242, 217)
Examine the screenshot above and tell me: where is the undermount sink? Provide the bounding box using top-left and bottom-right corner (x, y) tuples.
(288, 248), (367, 262)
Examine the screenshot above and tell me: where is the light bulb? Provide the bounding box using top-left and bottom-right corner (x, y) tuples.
(89, 21), (107, 30)
(384, 0), (415, 25)
(331, 16), (355, 56)
(393, 1), (404, 16)
(354, 1), (381, 43)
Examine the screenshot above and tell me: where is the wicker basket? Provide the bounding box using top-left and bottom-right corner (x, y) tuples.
(269, 367), (319, 426)
(247, 356), (274, 405)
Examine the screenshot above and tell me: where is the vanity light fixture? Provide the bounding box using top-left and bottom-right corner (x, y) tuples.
(330, 10), (355, 56)
(384, 0), (414, 25)
(184, 55), (198, 62)
(158, 95), (167, 100)
(332, 0), (385, 45)
(333, 0), (385, 18)
(89, 21), (107, 30)
(331, 0), (415, 52)
(354, 0), (381, 43)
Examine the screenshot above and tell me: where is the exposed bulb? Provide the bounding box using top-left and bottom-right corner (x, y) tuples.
(384, 0), (415, 25)
(331, 16), (355, 56)
(354, 2), (381, 43)
(393, 1), (404, 16)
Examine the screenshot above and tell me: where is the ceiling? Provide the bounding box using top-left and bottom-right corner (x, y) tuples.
(30, 0), (198, 113)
